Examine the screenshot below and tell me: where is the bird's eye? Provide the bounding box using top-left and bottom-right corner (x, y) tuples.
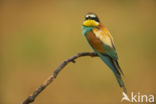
(85, 14), (99, 22)
(85, 17), (89, 20)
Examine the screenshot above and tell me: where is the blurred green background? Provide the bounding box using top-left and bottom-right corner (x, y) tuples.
(1, 0), (156, 104)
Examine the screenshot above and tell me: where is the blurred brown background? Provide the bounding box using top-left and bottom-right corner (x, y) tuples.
(1, 0), (156, 104)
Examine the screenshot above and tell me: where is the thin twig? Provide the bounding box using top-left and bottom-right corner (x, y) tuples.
(22, 52), (97, 104)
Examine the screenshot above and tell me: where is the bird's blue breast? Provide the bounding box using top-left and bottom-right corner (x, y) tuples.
(82, 25), (96, 35)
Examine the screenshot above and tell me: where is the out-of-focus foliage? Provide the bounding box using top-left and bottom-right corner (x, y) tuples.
(1, 0), (156, 104)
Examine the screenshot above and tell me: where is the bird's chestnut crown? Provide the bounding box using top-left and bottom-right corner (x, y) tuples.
(83, 13), (100, 27)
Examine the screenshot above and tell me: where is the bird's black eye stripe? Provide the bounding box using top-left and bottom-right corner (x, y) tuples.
(85, 17), (89, 20)
(94, 17), (100, 22)
(85, 16), (100, 22)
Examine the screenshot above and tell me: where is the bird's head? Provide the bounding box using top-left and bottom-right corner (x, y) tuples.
(83, 13), (100, 27)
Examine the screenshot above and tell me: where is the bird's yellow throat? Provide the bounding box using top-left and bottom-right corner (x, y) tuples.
(83, 19), (99, 27)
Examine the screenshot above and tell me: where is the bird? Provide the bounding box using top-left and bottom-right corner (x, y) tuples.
(82, 12), (127, 93)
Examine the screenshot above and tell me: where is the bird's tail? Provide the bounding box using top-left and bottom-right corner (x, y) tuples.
(98, 53), (127, 93)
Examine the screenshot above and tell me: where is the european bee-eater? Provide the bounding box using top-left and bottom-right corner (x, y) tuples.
(82, 13), (126, 93)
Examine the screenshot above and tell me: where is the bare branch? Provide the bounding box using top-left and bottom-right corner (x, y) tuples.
(22, 52), (97, 104)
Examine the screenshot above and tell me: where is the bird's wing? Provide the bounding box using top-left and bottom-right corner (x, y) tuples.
(93, 25), (118, 60)
(92, 25), (125, 76)
(85, 28), (126, 92)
